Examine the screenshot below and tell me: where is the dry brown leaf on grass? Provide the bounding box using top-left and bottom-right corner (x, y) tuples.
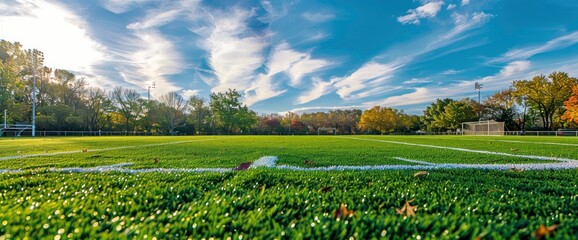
(510, 148), (518, 152)
(333, 204), (354, 219)
(154, 158), (159, 163)
(318, 186), (333, 193)
(304, 160), (316, 167)
(509, 167), (524, 172)
(233, 162), (252, 171)
(413, 171), (429, 177)
(535, 224), (558, 239)
(82, 149), (88, 153)
(396, 199), (417, 217)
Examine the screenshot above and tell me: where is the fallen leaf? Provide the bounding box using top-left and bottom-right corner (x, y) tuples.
(82, 149), (88, 153)
(318, 186), (333, 193)
(333, 204), (354, 219)
(233, 162), (252, 171)
(509, 148), (518, 152)
(304, 160), (316, 166)
(396, 199), (417, 217)
(509, 167), (524, 172)
(414, 171), (429, 177)
(535, 224), (558, 240)
(154, 158), (159, 163)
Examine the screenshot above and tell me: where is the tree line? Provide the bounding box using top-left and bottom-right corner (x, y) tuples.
(1, 40), (578, 135)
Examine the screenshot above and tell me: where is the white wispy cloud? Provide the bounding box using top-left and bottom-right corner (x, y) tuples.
(196, 8), (269, 93)
(112, 1), (201, 98)
(368, 60), (533, 108)
(288, 57), (330, 87)
(100, 0), (154, 14)
(180, 89), (200, 100)
(403, 78), (432, 84)
(434, 12), (492, 45)
(296, 77), (335, 104)
(447, 4), (456, 10)
(114, 30), (185, 97)
(499, 60), (531, 77)
(0, 0), (108, 84)
(322, 9), (492, 106)
(260, 0), (288, 22)
(442, 69), (462, 75)
(246, 42), (331, 105)
(282, 105), (363, 115)
(302, 12), (335, 22)
(333, 61), (402, 101)
(127, 9), (182, 30)
(491, 31), (578, 63)
(397, 1), (444, 25)
(461, 0), (470, 6)
(244, 74), (287, 106)
(191, 8), (332, 106)
(303, 32), (329, 43)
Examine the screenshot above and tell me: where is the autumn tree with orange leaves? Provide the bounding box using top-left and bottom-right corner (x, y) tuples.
(562, 86), (578, 124)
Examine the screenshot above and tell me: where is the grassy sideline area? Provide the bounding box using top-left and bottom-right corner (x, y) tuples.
(1, 135), (578, 239)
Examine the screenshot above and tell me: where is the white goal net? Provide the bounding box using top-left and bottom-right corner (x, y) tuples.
(461, 120), (505, 136)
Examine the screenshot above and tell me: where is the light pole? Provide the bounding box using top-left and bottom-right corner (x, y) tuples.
(474, 82), (482, 104)
(31, 50), (37, 137)
(474, 82), (483, 119)
(147, 82), (155, 100)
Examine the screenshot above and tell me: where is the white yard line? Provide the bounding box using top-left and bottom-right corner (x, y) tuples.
(250, 156), (278, 168)
(3, 153), (578, 174)
(0, 138), (220, 161)
(338, 136), (578, 163)
(393, 157), (437, 165)
(54, 163), (232, 173)
(459, 138), (578, 147)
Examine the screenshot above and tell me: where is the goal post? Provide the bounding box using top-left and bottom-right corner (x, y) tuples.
(461, 120), (505, 136)
(317, 127), (337, 135)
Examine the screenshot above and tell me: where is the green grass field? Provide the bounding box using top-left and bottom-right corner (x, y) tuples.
(1, 136), (578, 239)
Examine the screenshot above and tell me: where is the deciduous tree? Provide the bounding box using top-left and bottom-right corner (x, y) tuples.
(562, 86), (578, 125)
(512, 72), (578, 130)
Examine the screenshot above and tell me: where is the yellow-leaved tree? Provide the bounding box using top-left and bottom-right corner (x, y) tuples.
(358, 106), (398, 134)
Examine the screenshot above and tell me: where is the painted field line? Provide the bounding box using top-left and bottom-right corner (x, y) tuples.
(3, 154), (578, 174)
(393, 157), (436, 165)
(459, 138), (578, 147)
(0, 138), (220, 161)
(54, 163), (231, 173)
(337, 136), (578, 163)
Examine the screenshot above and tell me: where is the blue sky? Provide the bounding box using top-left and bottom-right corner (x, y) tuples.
(2, 0), (578, 114)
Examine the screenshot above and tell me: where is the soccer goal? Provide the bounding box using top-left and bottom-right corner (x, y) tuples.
(317, 127), (337, 135)
(461, 120), (505, 136)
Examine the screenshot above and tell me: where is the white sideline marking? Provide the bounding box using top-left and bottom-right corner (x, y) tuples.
(338, 136), (578, 163)
(250, 156), (278, 168)
(393, 157), (436, 165)
(0, 138), (220, 161)
(459, 138), (578, 147)
(3, 154), (578, 174)
(54, 163), (232, 173)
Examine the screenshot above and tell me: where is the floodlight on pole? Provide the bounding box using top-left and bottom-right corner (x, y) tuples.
(474, 82), (482, 104)
(147, 82), (155, 100)
(31, 50), (37, 137)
